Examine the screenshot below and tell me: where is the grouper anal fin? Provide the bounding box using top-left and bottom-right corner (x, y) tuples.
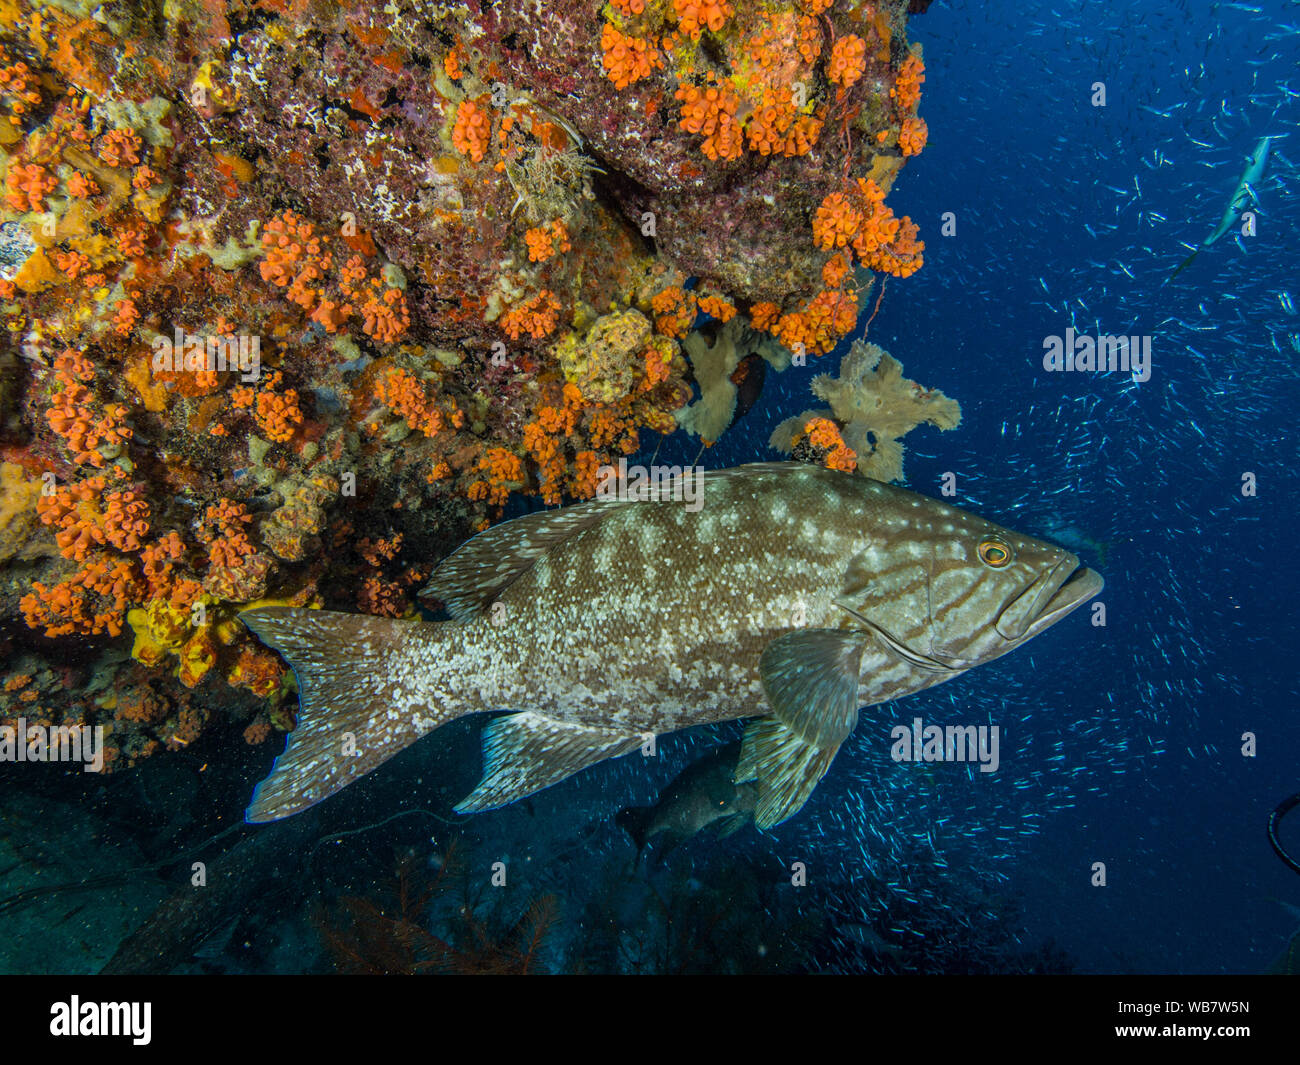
(455, 711), (645, 813)
(737, 629), (865, 828)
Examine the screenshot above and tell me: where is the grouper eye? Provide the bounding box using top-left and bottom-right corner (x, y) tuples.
(977, 539), (1013, 568)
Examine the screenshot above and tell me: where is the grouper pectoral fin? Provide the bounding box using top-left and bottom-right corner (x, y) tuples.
(737, 720), (842, 830)
(737, 629), (865, 829)
(455, 711), (644, 813)
(715, 810), (750, 839)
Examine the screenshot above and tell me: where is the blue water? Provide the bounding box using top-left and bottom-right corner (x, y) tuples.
(722, 0), (1300, 973)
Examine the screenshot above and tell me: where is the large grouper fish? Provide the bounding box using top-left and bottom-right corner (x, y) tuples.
(240, 462), (1102, 829)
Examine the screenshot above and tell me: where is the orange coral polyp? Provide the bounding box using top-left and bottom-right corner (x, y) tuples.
(451, 99), (491, 162)
(828, 35), (868, 89)
(360, 286), (411, 344)
(601, 23), (661, 90)
(309, 298), (349, 332)
(899, 115), (928, 157)
(97, 128), (142, 168)
(254, 389), (303, 442)
(675, 82), (744, 161)
(102, 489), (151, 553)
(821, 252), (851, 289)
(51, 248), (92, 278)
(799, 416), (857, 472)
(258, 211), (408, 343)
(259, 210), (331, 292)
(21, 555), (144, 639)
(696, 294), (735, 322)
(673, 0), (734, 39)
(66, 170), (98, 197)
(813, 178), (926, 281)
(749, 302), (780, 331)
(0, 58), (41, 115)
(773, 288), (859, 356)
(500, 290), (561, 340)
(812, 191), (861, 250)
(524, 219), (571, 263)
(651, 285), (697, 338)
(375, 369), (446, 438)
(5, 162), (58, 211)
(112, 299), (140, 336)
(796, 15), (821, 64)
(46, 350), (133, 467)
(469, 447), (525, 507)
(743, 89), (824, 158)
(37, 475), (106, 561)
(892, 53), (926, 112)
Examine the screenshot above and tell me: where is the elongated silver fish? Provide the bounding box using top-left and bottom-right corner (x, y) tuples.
(241, 462), (1102, 828)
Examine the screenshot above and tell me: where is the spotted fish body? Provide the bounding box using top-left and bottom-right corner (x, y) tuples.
(241, 462), (1102, 827)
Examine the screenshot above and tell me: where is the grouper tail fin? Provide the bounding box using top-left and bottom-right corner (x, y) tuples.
(240, 607), (442, 823)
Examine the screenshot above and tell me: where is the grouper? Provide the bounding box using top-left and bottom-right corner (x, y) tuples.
(241, 462), (1103, 829)
(616, 741), (757, 852)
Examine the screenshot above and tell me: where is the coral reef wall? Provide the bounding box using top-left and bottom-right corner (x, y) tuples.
(0, 0), (932, 766)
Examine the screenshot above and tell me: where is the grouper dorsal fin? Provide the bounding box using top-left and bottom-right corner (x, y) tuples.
(737, 629), (865, 828)
(420, 497), (628, 619)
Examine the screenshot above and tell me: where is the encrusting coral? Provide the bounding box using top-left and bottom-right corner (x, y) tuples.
(0, 0), (942, 765)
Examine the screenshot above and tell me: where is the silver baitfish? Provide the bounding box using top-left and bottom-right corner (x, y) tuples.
(241, 462), (1103, 828)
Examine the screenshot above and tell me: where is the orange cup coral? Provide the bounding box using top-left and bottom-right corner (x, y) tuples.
(828, 35), (868, 89)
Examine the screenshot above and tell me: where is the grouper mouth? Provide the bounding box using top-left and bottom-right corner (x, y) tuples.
(996, 556), (1105, 642)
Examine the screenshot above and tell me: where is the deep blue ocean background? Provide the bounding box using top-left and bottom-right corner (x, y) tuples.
(649, 0), (1300, 973)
